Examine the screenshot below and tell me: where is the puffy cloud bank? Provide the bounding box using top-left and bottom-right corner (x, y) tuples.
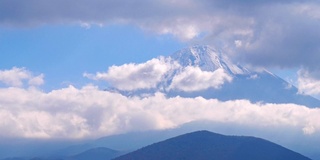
(84, 57), (177, 91)
(0, 83), (319, 139)
(1, 67), (320, 158)
(85, 57), (232, 92)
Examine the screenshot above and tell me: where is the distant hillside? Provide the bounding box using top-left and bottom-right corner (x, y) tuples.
(66, 147), (120, 160)
(2, 147), (120, 160)
(114, 130), (311, 160)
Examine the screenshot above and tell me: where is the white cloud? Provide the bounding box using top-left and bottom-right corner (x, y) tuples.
(156, 22), (200, 40)
(234, 40), (242, 48)
(169, 67), (232, 91)
(0, 67), (44, 87)
(85, 58), (233, 92)
(0, 67), (30, 87)
(303, 125), (315, 135)
(297, 69), (320, 97)
(0, 83), (320, 140)
(28, 74), (45, 86)
(84, 57), (179, 91)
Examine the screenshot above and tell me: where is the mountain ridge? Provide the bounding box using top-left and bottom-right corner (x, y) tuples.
(113, 130), (311, 160)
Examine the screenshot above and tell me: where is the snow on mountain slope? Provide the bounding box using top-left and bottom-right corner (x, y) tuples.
(170, 45), (250, 75)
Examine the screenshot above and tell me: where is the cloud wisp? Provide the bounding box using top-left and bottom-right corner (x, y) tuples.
(298, 69), (320, 97)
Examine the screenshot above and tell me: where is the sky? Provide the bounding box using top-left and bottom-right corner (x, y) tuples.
(1, 1), (320, 154)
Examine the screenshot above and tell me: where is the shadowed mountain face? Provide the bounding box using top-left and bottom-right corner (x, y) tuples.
(66, 147), (120, 160)
(114, 130), (311, 160)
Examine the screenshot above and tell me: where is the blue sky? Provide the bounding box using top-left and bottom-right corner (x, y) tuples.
(1, 2), (320, 158)
(0, 22), (305, 92)
(0, 25), (185, 90)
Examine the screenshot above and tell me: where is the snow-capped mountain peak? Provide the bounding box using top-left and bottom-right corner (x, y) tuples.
(170, 45), (250, 75)
(103, 45), (320, 108)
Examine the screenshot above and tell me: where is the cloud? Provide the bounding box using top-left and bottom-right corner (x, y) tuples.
(0, 83), (320, 140)
(28, 74), (45, 86)
(0, 67), (44, 87)
(84, 57), (233, 92)
(2, 0), (320, 76)
(84, 57), (177, 91)
(1, 65), (320, 158)
(297, 69), (320, 97)
(236, 3), (320, 68)
(169, 67), (232, 91)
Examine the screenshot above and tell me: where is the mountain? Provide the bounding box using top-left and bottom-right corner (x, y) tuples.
(66, 147), (120, 160)
(170, 45), (249, 75)
(115, 45), (320, 108)
(1, 158), (28, 160)
(167, 45), (320, 107)
(60, 120), (320, 160)
(2, 121), (318, 160)
(113, 130), (311, 160)
(4, 147), (121, 160)
(51, 143), (101, 157)
(0, 138), (84, 160)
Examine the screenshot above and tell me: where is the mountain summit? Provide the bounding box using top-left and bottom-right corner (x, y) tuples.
(170, 45), (249, 75)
